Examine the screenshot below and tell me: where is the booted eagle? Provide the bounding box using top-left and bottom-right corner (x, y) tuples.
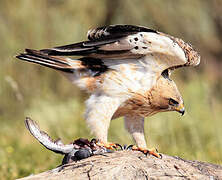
(17, 25), (200, 157)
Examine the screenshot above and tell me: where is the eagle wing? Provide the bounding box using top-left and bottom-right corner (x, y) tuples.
(39, 25), (200, 73)
(16, 25), (200, 92)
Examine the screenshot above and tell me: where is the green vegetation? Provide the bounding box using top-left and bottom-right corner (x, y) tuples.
(0, 0), (221, 179)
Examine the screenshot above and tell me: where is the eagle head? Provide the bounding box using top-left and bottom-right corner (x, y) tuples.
(149, 70), (185, 116)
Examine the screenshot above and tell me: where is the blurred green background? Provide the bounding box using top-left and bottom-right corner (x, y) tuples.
(0, 0), (222, 179)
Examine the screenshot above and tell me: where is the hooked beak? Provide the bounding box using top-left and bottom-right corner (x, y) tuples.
(175, 103), (185, 116)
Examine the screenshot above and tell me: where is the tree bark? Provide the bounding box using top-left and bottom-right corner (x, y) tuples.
(19, 151), (222, 180)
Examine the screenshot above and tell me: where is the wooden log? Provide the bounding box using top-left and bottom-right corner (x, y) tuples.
(19, 151), (222, 180)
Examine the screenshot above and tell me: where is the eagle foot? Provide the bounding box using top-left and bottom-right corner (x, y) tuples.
(96, 140), (119, 150)
(131, 145), (162, 158)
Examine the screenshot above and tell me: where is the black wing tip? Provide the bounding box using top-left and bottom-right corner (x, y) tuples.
(16, 49), (40, 60)
(15, 54), (23, 59)
(16, 53), (28, 60)
(16, 49), (30, 60)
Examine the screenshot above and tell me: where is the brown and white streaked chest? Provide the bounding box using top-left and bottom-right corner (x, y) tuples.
(112, 90), (159, 119)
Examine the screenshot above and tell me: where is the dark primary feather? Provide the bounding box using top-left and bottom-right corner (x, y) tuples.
(16, 49), (75, 73)
(40, 38), (127, 56)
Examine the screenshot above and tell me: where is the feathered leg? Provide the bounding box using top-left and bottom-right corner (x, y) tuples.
(85, 94), (121, 149)
(124, 115), (160, 158)
(124, 115), (147, 148)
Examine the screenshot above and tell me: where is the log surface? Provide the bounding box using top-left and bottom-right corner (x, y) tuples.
(19, 151), (222, 180)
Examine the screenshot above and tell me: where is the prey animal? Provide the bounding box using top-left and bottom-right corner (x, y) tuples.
(16, 25), (200, 157)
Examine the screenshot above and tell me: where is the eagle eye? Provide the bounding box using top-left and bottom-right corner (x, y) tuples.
(169, 98), (179, 106)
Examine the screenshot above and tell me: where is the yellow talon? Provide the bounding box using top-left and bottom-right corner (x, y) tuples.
(132, 145), (161, 158)
(96, 141), (117, 150)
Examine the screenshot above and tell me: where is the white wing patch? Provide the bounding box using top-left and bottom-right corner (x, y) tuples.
(98, 31), (187, 72)
(128, 32), (187, 68)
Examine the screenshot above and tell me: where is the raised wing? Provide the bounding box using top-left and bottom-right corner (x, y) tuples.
(40, 25), (156, 57)
(40, 25), (199, 70)
(17, 25), (200, 74)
